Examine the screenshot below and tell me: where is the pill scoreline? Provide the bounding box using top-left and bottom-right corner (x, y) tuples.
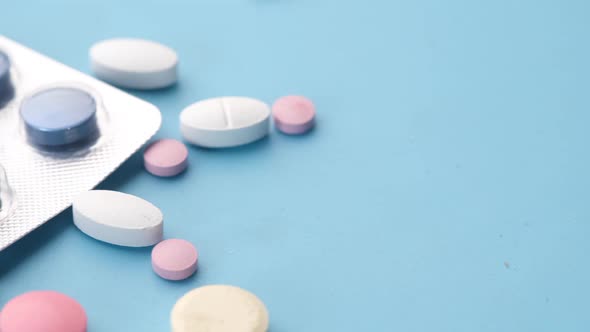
(221, 97), (233, 128)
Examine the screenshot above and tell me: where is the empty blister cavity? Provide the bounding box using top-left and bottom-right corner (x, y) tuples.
(0, 165), (15, 222)
(0, 50), (14, 107)
(20, 87), (99, 147)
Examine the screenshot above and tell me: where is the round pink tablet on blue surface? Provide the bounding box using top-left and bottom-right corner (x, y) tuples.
(272, 95), (316, 135)
(0, 291), (87, 332)
(152, 239), (198, 281)
(143, 139), (188, 177)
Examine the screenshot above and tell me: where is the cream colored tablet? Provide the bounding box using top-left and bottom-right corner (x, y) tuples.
(171, 285), (269, 332)
(73, 190), (163, 247)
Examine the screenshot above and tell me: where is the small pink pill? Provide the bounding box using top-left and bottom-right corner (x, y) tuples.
(0, 291), (87, 332)
(272, 95), (316, 135)
(152, 239), (198, 281)
(143, 139), (188, 177)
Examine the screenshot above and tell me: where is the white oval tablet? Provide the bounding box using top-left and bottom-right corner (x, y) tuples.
(180, 97), (270, 148)
(90, 38), (178, 89)
(73, 190), (163, 247)
(171, 285), (269, 332)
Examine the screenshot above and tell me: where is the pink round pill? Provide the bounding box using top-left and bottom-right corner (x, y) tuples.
(152, 239), (198, 281)
(272, 95), (316, 135)
(0, 291), (87, 332)
(143, 139), (188, 177)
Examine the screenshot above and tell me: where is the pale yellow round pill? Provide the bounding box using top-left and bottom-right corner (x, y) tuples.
(171, 285), (269, 332)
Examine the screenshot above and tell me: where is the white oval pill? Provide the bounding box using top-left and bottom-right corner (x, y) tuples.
(90, 38), (178, 89)
(73, 190), (163, 247)
(171, 285), (269, 332)
(180, 97), (270, 148)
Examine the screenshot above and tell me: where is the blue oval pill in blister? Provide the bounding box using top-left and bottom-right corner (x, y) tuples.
(20, 87), (99, 147)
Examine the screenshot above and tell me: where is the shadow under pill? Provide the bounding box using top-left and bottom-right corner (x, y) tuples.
(154, 268), (201, 286)
(124, 81), (180, 99)
(96, 151), (144, 190)
(0, 209), (72, 279)
(275, 122), (318, 140)
(82, 235), (153, 255)
(192, 135), (272, 156)
(146, 165), (191, 183)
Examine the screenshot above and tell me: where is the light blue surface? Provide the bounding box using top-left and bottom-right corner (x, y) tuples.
(1, 1), (590, 331)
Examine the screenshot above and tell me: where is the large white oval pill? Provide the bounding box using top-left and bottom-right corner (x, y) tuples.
(73, 190), (163, 247)
(90, 38), (178, 89)
(180, 97), (270, 148)
(171, 285), (269, 332)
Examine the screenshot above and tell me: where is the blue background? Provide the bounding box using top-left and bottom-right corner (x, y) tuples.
(1, 0), (590, 331)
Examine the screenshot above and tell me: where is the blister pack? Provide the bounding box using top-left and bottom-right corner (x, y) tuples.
(0, 36), (161, 250)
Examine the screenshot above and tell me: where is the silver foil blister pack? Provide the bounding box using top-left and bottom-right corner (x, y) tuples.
(0, 36), (162, 250)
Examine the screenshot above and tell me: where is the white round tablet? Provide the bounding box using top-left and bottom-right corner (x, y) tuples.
(180, 97), (270, 148)
(90, 38), (178, 89)
(171, 285), (269, 332)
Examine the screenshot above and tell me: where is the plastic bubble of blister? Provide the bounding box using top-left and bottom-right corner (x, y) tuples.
(0, 164), (15, 222)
